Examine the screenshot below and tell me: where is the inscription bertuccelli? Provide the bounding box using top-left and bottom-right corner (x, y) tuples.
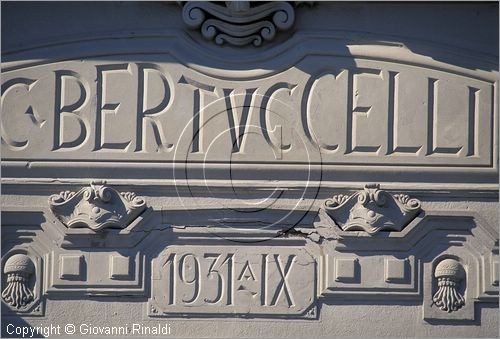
(149, 246), (316, 317)
(1, 56), (494, 167)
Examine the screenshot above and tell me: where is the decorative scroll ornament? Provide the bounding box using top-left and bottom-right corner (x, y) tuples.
(181, 1), (298, 46)
(49, 181), (146, 232)
(432, 259), (466, 312)
(2, 254), (35, 309)
(324, 184), (422, 234)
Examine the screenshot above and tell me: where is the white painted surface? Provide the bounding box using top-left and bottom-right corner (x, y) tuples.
(1, 2), (498, 338)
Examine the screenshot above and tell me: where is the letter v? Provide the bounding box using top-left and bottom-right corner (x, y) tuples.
(223, 88), (257, 153)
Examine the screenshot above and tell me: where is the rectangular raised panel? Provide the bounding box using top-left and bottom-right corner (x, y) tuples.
(324, 254), (417, 297)
(149, 246), (316, 317)
(109, 254), (132, 280)
(334, 258), (359, 283)
(46, 250), (144, 295)
(385, 259), (409, 283)
(480, 252), (499, 298)
(1, 55), (496, 183)
(59, 255), (85, 280)
(492, 260), (499, 287)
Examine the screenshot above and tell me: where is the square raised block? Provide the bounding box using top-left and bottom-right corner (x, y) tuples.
(109, 254), (131, 280)
(60, 255), (84, 280)
(385, 259), (408, 283)
(335, 258), (359, 283)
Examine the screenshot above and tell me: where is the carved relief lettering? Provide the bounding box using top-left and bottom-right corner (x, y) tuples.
(346, 69), (385, 154)
(136, 63), (173, 152)
(95, 63), (133, 151)
(224, 88), (257, 153)
(150, 247), (316, 317)
(260, 82), (296, 156)
(303, 70), (347, 153)
(1, 78), (42, 150)
(0, 59), (494, 169)
(53, 71), (89, 151)
(178, 75), (217, 153)
(387, 71), (422, 155)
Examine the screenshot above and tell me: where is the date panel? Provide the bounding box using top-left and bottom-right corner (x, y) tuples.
(149, 246), (316, 317)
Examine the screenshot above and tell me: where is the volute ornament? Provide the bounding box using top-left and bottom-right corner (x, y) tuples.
(324, 184), (422, 234)
(49, 181), (146, 232)
(181, 1), (302, 46)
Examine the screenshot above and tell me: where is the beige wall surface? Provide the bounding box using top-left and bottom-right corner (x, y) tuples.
(1, 2), (498, 338)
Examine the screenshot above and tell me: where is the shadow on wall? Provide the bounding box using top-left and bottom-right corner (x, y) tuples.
(2, 315), (44, 338)
(0, 1), (498, 73)
(317, 299), (496, 326)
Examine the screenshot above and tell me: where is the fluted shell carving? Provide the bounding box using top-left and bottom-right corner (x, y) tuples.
(49, 181), (146, 232)
(181, 1), (297, 47)
(324, 184), (422, 234)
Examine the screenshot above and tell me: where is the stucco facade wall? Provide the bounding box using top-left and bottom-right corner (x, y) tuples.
(1, 2), (498, 338)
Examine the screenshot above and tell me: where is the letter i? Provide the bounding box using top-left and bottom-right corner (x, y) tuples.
(261, 254), (268, 306)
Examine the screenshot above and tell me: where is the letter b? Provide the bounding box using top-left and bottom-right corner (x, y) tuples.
(53, 70), (88, 150)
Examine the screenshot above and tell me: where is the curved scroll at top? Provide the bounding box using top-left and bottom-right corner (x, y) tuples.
(49, 181), (146, 232)
(181, 1), (300, 46)
(324, 184), (422, 235)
